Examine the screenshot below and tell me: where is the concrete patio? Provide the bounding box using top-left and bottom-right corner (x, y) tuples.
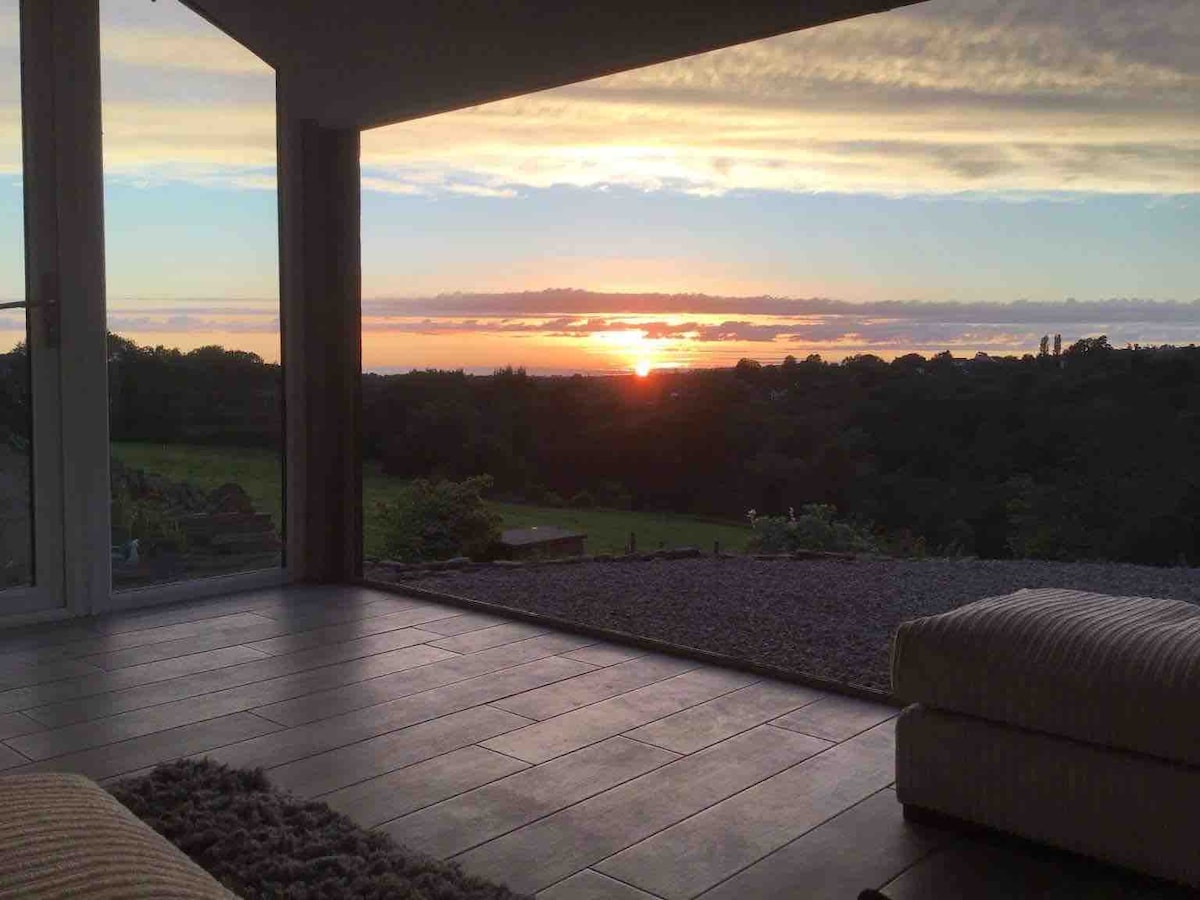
(0, 585), (1190, 899)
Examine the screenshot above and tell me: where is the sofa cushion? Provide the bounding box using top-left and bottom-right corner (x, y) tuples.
(892, 588), (1200, 766)
(0, 772), (235, 899)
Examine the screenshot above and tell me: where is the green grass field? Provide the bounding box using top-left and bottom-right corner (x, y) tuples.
(112, 443), (753, 559)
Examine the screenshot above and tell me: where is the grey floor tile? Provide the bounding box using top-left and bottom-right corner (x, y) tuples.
(0, 623), (105, 656)
(0, 643), (271, 715)
(539, 870), (663, 900)
(419, 612), (512, 636)
(24, 641), (456, 729)
(266, 705), (531, 798)
(430, 623), (549, 654)
(323, 745), (529, 827)
(249, 626), (449, 668)
(0, 742), (28, 770)
(64, 612), (277, 655)
(697, 789), (948, 900)
(0, 657), (106, 688)
(255, 634), (595, 727)
(89, 598), (280, 634)
(242, 596), (441, 632)
(626, 681), (825, 754)
(771, 694), (898, 742)
(10, 644), (456, 760)
(207, 655), (593, 772)
(13, 711), (281, 782)
(454, 724), (830, 896)
(0, 711), (43, 740)
(387, 736), (678, 859)
(482, 668), (757, 764)
(560, 645), (648, 668)
(244, 609), (455, 656)
(594, 720), (898, 899)
(491, 656), (700, 721)
(80, 620), (293, 670)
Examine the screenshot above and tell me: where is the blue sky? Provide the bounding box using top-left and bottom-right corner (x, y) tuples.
(0, 0), (1197, 371)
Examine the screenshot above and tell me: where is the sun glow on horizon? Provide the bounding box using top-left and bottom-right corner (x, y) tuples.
(634, 359), (652, 377)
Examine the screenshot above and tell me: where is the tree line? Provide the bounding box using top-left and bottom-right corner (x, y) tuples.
(2, 333), (1197, 566)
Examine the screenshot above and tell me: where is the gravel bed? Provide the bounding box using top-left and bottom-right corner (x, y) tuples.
(393, 557), (1200, 692)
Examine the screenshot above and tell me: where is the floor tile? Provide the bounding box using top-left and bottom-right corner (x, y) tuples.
(771, 694), (898, 742)
(482, 668), (757, 764)
(539, 870), (664, 899)
(322, 745), (529, 827)
(454, 724), (830, 895)
(626, 681), (825, 754)
(0, 711), (43, 741)
(560, 645), (648, 668)
(13, 712), (281, 782)
(492, 656), (700, 721)
(419, 612), (512, 636)
(266, 705), (531, 797)
(387, 736), (678, 859)
(430, 622), (549, 654)
(697, 788), (948, 900)
(254, 634), (595, 727)
(594, 720), (897, 899)
(206, 655), (593, 771)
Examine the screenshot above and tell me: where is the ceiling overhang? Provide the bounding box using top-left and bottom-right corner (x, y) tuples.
(181, 0), (924, 131)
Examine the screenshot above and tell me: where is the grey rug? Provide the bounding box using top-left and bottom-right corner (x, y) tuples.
(110, 758), (529, 900)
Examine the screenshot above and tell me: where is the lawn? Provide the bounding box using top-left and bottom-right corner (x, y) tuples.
(363, 462), (752, 558)
(112, 444), (753, 559)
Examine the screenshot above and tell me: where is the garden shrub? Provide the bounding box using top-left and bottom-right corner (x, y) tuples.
(569, 490), (595, 509)
(379, 474), (502, 562)
(747, 503), (876, 554)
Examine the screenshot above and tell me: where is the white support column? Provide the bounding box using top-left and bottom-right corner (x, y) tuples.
(277, 79), (363, 582)
(21, 0), (110, 615)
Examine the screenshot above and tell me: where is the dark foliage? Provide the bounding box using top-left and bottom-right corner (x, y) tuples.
(107, 333), (281, 447)
(6, 335), (1194, 567)
(111, 758), (529, 900)
(363, 344), (1200, 566)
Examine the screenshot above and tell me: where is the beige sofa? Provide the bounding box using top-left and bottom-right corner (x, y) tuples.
(0, 772), (234, 898)
(892, 587), (1200, 888)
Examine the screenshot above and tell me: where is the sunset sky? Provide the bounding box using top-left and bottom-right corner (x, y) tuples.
(0, 0), (1197, 372)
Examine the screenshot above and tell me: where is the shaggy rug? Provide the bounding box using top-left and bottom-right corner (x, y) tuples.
(110, 758), (529, 900)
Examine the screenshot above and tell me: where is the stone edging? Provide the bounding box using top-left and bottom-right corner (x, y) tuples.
(366, 546), (858, 578)
(359, 576), (899, 708)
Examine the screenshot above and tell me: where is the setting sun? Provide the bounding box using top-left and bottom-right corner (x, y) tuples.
(634, 359), (652, 377)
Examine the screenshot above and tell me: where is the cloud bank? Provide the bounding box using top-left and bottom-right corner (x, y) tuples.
(5, 0), (1195, 198)
(361, 0), (1200, 198)
(6, 291), (1199, 370)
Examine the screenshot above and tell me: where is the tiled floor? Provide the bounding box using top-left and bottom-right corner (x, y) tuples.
(0, 585), (1192, 899)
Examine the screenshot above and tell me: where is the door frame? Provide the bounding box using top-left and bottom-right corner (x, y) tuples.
(3, 1), (292, 626)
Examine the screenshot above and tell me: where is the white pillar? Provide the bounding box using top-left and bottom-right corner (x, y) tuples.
(21, 0), (110, 614)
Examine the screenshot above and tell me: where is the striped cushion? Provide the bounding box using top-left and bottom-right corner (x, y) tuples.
(0, 773), (235, 899)
(895, 704), (1200, 888)
(892, 588), (1200, 766)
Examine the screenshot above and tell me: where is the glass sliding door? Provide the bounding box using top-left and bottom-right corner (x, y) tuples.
(0, 0), (63, 615)
(100, 0), (283, 593)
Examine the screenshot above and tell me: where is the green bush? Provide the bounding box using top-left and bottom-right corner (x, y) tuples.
(747, 503), (876, 554)
(379, 475), (502, 562)
(569, 490), (595, 509)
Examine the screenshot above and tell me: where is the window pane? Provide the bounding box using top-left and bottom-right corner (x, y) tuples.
(0, 0), (29, 590)
(102, 0), (281, 590)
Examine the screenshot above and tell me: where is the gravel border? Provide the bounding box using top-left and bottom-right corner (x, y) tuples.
(375, 557), (1200, 693)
